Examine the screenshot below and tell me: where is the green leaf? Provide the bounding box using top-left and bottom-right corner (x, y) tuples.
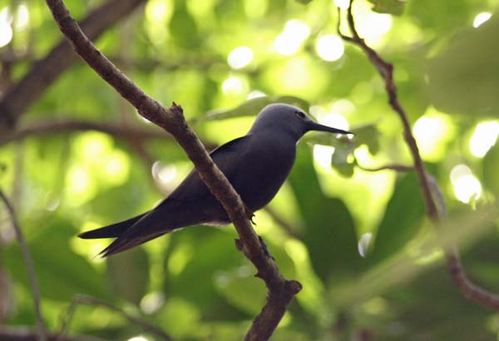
(352, 124), (380, 155)
(331, 143), (355, 177)
(4, 217), (112, 302)
(370, 173), (425, 263)
(288, 146), (361, 284)
(106, 247), (150, 305)
(164, 228), (248, 319)
(426, 15), (499, 116)
(195, 96), (310, 123)
(214, 272), (266, 315)
(304, 124), (379, 155)
(170, 0), (200, 49)
(367, 0), (406, 16)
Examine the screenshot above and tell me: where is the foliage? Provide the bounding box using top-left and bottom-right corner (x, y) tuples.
(0, 0), (498, 339)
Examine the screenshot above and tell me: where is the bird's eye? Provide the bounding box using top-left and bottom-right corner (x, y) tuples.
(295, 111), (306, 119)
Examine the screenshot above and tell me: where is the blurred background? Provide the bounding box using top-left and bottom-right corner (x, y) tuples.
(0, 0), (498, 339)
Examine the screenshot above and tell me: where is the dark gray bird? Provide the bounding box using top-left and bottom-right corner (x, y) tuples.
(79, 103), (351, 256)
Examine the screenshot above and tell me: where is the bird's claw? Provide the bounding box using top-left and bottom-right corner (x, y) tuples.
(244, 205), (256, 225)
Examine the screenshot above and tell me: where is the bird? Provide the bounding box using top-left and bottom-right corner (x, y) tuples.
(79, 103), (352, 256)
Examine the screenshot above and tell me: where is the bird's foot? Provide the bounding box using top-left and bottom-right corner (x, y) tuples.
(243, 205), (256, 225)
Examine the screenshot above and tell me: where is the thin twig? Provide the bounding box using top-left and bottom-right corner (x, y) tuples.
(57, 295), (171, 341)
(338, 0), (499, 310)
(0, 190), (47, 341)
(44, 1), (301, 339)
(356, 162), (413, 173)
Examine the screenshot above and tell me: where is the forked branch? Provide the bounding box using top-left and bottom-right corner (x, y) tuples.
(337, 0), (499, 310)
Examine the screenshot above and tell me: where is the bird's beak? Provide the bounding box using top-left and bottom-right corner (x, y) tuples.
(306, 121), (353, 135)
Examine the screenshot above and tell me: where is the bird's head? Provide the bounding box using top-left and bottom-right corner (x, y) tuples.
(249, 103), (352, 140)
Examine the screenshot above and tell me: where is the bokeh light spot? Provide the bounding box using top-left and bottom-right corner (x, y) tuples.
(227, 46), (254, 69)
(413, 109), (454, 161)
(473, 12), (492, 28)
(273, 19), (310, 56)
(222, 75), (247, 95)
(469, 120), (499, 158)
(0, 7), (13, 48)
(450, 164), (482, 204)
(315, 34), (345, 62)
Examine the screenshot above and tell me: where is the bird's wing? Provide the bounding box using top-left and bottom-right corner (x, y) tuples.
(98, 136), (251, 256)
(168, 135), (250, 201)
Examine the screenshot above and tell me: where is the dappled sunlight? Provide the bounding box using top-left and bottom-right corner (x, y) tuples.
(353, 1), (393, 47)
(412, 108), (456, 162)
(334, 0), (350, 10)
(140, 291), (165, 315)
(313, 144), (336, 171)
(127, 336), (150, 341)
(102, 150), (130, 186)
(247, 89), (266, 100)
(152, 162), (179, 192)
(71, 220), (108, 263)
(66, 165), (95, 205)
(221, 74), (248, 95)
(358, 232), (373, 257)
(273, 19), (310, 56)
(310, 101), (353, 135)
(315, 34), (345, 62)
(469, 120), (499, 158)
(4, 0), (499, 339)
(227, 46), (254, 69)
(64, 133), (132, 205)
(144, 0), (172, 43)
(310, 105), (352, 169)
(314, 145), (395, 234)
(167, 243), (193, 276)
(473, 12), (492, 28)
(14, 4), (29, 30)
(263, 55), (329, 98)
(450, 164), (482, 204)
(284, 240), (330, 321)
(0, 7), (13, 48)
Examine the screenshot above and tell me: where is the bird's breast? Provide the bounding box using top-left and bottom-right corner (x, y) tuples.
(231, 135), (296, 211)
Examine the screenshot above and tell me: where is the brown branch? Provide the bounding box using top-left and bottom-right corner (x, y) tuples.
(44, 1), (301, 339)
(338, 0), (499, 310)
(355, 162), (413, 173)
(0, 119), (167, 146)
(0, 0), (146, 133)
(58, 295), (171, 340)
(0, 190), (47, 340)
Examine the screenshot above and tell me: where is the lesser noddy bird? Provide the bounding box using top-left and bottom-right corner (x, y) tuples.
(79, 103), (352, 256)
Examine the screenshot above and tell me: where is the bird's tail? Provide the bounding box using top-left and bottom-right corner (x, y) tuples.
(97, 203), (188, 257)
(78, 213), (146, 239)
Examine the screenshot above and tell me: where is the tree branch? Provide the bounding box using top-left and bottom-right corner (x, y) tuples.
(0, 119), (166, 146)
(338, 0), (499, 310)
(0, 0), (146, 133)
(0, 190), (47, 341)
(355, 162), (413, 173)
(44, 1), (301, 339)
